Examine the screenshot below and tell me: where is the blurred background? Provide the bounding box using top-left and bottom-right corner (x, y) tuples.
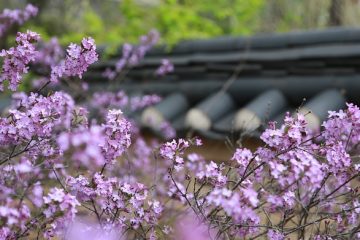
(1, 0), (360, 48)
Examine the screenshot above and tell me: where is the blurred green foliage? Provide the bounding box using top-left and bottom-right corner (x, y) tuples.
(4, 0), (266, 48)
(2, 0), (360, 51)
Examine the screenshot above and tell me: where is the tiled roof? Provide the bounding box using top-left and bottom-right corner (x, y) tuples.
(86, 27), (360, 139)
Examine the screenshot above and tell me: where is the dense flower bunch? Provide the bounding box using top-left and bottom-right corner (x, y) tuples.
(158, 107), (360, 239)
(0, 4), (38, 37)
(0, 31), (40, 91)
(57, 109), (131, 168)
(51, 37), (98, 83)
(0, 91), (74, 146)
(42, 188), (80, 238)
(66, 173), (162, 235)
(1, 6), (360, 239)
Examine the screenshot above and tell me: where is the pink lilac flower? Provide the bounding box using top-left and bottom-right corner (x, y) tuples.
(0, 203), (30, 230)
(155, 59), (174, 76)
(0, 203), (30, 239)
(0, 91), (74, 145)
(194, 138), (203, 146)
(100, 109), (131, 163)
(267, 229), (285, 240)
(206, 187), (260, 232)
(1, 27), (360, 239)
(324, 142), (351, 175)
(66, 175), (95, 201)
(232, 148), (256, 175)
(90, 91), (161, 119)
(66, 173), (162, 231)
(130, 94), (162, 111)
(266, 194), (284, 211)
(159, 139), (190, 171)
(167, 181), (193, 204)
(282, 191), (296, 208)
(242, 187), (259, 207)
(0, 31), (40, 91)
(43, 188), (80, 239)
(50, 37), (98, 82)
(196, 161), (227, 186)
(185, 153), (205, 173)
(0, 4), (38, 37)
(30, 181), (43, 207)
(57, 125), (106, 168)
(102, 68), (117, 80)
(261, 113), (309, 150)
(103, 30), (160, 80)
(58, 109), (131, 167)
(91, 90), (129, 116)
(322, 103), (360, 149)
(129, 29), (159, 66)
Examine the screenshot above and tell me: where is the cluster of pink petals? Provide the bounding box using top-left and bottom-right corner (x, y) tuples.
(57, 125), (106, 168)
(0, 91), (74, 145)
(42, 188), (80, 239)
(260, 112), (310, 150)
(130, 94), (162, 111)
(66, 173), (163, 235)
(159, 104), (360, 239)
(101, 109), (132, 163)
(160, 138), (190, 172)
(267, 230), (285, 240)
(155, 59), (174, 76)
(91, 90), (129, 113)
(322, 103), (360, 147)
(103, 30), (160, 80)
(0, 31), (40, 91)
(196, 161), (227, 186)
(0, 4), (38, 37)
(207, 187), (260, 224)
(50, 37), (98, 82)
(91, 90), (162, 118)
(0, 203), (30, 238)
(57, 109), (131, 168)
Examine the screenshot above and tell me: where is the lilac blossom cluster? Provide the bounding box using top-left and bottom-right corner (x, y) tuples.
(90, 90), (162, 117)
(103, 30), (160, 80)
(58, 110), (131, 168)
(51, 37), (98, 83)
(65, 173), (162, 235)
(155, 59), (174, 76)
(0, 31), (40, 91)
(0, 4), (38, 37)
(157, 106), (360, 239)
(1, 14), (360, 240)
(0, 91), (74, 146)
